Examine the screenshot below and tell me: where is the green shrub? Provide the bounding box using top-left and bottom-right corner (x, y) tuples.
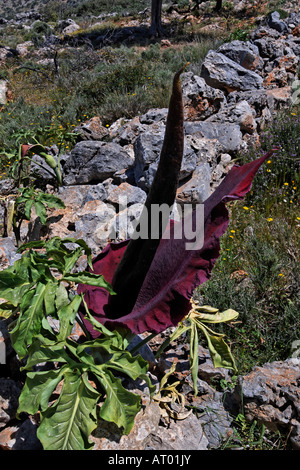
(196, 106), (300, 373)
(196, 213), (300, 372)
(238, 109), (300, 213)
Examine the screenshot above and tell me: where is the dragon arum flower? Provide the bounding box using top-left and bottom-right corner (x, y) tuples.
(77, 66), (276, 338)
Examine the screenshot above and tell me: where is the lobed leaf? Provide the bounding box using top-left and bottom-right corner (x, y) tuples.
(36, 192), (65, 209)
(94, 368), (141, 435)
(37, 370), (99, 450)
(61, 247), (85, 275)
(0, 270), (32, 306)
(17, 367), (66, 416)
(34, 200), (47, 225)
(62, 237), (93, 270)
(22, 337), (72, 370)
(63, 272), (115, 294)
(10, 282), (47, 358)
(56, 295), (82, 341)
(24, 199), (34, 220)
(43, 280), (58, 317)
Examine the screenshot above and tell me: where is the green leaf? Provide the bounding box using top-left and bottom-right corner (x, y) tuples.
(55, 283), (69, 311)
(18, 367), (65, 415)
(197, 322), (237, 372)
(57, 295), (82, 341)
(0, 302), (16, 318)
(46, 247), (69, 263)
(37, 371), (99, 450)
(36, 192), (65, 209)
(62, 247), (86, 275)
(15, 195), (30, 205)
(17, 240), (47, 253)
(44, 281), (58, 317)
(105, 349), (149, 380)
(22, 337), (74, 370)
(77, 337), (122, 359)
(10, 282), (47, 358)
(24, 199), (34, 220)
(0, 270), (32, 306)
(95, 368), (141, 435)
(80, 339), (149, 379)
(62, 272), (115, 294)
(62, 237), (93, 270)
(34, 201), (47, 225)
(81, 301), (116, 338)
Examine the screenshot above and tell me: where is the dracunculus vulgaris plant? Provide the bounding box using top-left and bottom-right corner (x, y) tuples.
(77, 65), (275, 354)
(0, 66), (276, 451)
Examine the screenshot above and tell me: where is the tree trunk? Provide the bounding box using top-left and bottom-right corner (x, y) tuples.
(150, 0), (164, 37)
(214, 0), (222, 11)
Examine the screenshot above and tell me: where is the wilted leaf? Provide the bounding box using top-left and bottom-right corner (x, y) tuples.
(189, 321), (199, 395)
(197, 322), (237, 371)
(190, 307), (239, 324)
(0, 302), (16, 318)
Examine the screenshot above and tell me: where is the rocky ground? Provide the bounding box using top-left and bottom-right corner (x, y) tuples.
(0, 5), (300, 451)
(1, 10), (299, 258)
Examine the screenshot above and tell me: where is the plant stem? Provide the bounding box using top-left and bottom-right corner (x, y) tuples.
(128, 332), (158, 355)
(75, 313), (92, 340)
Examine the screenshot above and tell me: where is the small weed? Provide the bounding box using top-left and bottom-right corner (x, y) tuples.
(222, 415), (291, 450)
